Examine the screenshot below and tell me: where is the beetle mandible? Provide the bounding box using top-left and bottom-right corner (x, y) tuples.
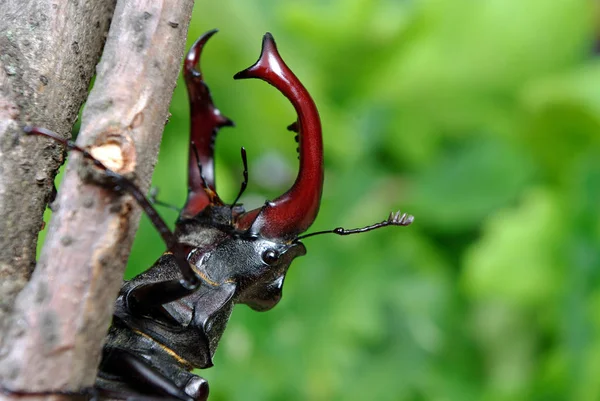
(21, 31), (413, 401)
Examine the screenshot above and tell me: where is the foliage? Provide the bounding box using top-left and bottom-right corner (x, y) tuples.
(124, 0), (598, 400)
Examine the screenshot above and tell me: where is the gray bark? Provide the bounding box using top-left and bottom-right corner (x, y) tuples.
(0, 0), (115, 330)
(0, 0), (195, 398)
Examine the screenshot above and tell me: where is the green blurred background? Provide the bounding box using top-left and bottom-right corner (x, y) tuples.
(128, 0), (598, 400)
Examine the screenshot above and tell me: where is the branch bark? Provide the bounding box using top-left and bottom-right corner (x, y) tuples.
(0, 0), (194, 396)
(0, 0), (115, 329)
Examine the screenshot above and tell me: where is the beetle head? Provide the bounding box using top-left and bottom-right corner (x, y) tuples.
(177, 31), (412, 311)
(184, 233), (307, 311)
(177, 31), (322, 309)
(228, 237), (307, 311)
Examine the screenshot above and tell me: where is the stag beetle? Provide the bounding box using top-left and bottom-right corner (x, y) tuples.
(20, 31), (413, 401)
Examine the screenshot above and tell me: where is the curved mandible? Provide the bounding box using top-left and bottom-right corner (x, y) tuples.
(234, 33), (324, 240)
(182, 29), (234, 219)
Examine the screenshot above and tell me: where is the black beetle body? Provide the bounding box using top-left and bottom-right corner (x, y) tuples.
(20, 31), (412, 401)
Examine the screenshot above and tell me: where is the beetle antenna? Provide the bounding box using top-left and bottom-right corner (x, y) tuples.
(24, 125), (201, 290)
(296, 210), (414, 240)
(231, 147), (248, 208)
(148, 187), (181, 212)
(191, 140), (210, 191)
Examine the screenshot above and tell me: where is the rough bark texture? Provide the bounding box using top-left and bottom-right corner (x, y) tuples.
(0, 0), (195, 397)
(0, 0), (115, 330)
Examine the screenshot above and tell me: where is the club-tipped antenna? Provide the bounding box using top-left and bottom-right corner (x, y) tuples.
(231, 147), (248, 208)
(296, 210), (414, 241)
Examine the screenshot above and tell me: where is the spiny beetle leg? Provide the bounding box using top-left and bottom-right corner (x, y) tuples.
(23, 126), (201, 294)
(127, 278), (200, 316)
(101, 349), (207, 401)
(120, 396), (190, 401)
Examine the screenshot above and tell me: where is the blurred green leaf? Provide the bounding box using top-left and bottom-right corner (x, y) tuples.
(409, 136), (534, 231)
(462, 189), (564, 305)
(110, 0), (600, 400)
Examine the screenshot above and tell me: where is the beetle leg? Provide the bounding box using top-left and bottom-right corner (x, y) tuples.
(118, 395), (188, 401)
(49, 181), (58, 204)
(100, 349), (208, 401)
(23, 126), (201, 292)
(98, 387), (207, 401)
(126, 279), (199, 319)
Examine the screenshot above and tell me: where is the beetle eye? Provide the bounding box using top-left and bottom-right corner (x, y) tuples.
(261, 249), (280, 266)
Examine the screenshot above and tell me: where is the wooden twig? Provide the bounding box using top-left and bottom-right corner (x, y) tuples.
(0, 0), (115, 330)
(0, 0), (194, 398)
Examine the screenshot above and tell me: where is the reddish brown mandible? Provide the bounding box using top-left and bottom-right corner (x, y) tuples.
(234, 33), (324, 240)
(182, 29), (233, 218)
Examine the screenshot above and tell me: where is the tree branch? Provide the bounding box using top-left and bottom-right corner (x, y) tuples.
(0, 0), (194, 396)
(0, 0), (115, 330)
